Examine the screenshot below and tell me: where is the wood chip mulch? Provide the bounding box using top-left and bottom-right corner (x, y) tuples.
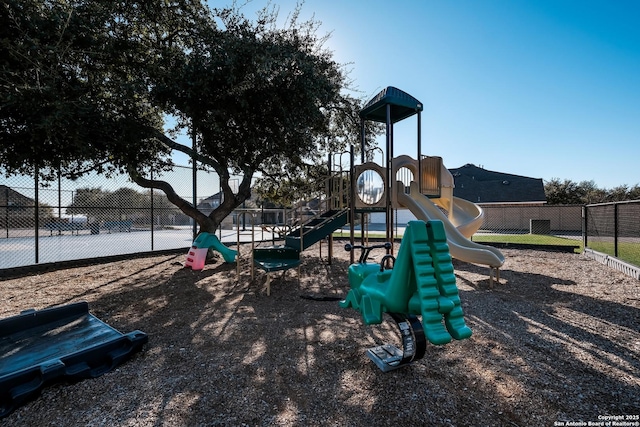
(1, 244), (639, 426)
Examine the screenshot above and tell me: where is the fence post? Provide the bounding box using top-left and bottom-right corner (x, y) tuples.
(35, 168), (39, 264)
(5, 186), (8, 239)
(58, 169), (62, 221)
(614, 203), (619, 258)
(192, 131), (197, 241)
(151, 169), (154, 251)
(582, 206), (588, 249)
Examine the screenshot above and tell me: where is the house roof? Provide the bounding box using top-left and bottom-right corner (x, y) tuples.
(199, 192), (222, 203)
(448, 164), (546, 204)
(0, 185), (35, 205)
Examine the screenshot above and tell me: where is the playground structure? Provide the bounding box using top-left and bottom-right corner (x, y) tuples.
(341, 220), (472, 344)
(183, 206), (348, 295)
(0, 87), (507, 414)
(179, 86), (503, 370)
(338, 86), (504, 371)
(183, 86), (503, 294)
(349, 88), (504, 276)
(340, 220), (472, 371)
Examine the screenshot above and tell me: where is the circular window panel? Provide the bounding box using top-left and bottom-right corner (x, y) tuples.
(356, 169), (385, 205)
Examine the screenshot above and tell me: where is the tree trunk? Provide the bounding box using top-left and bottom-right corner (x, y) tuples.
(128, 166), (253, 236)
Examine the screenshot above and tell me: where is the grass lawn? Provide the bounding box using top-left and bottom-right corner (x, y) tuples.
(472, 233), (583, 252)
(333, 230), (640, 268)
(584, 240), (640, 267)
(334, 230), (584, 253)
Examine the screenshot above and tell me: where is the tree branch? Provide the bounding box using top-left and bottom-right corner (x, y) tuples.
(151, 128), (223, 172)
(127, 166), (210, 225)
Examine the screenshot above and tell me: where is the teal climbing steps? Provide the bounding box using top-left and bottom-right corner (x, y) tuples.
(253, 209), (348, 295)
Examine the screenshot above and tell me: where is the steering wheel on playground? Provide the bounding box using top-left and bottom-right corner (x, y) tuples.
(344, 242), (396, 271)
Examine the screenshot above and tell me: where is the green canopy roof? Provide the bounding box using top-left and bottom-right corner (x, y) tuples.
(359, 86), (423, 123)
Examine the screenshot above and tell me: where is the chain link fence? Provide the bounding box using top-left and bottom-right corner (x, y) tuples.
(0, 165), (227, 271)
(2, 162), (604, 274)
(479, 204), (583, 236)
(584, 200), (640, 272)
(374, 204), (583, 249)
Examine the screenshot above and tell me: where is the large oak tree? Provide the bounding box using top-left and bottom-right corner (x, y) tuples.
(1, 0), (376, 233)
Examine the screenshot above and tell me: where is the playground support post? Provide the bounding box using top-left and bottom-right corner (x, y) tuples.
(350, 144), (356, 264)
(327, 152), (333, 265)
(192, 130), (198, 241)
(385, 104), (394, 252)
(417, 110), (422, 194)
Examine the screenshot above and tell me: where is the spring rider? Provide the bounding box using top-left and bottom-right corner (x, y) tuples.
(340, 220), (472, 372)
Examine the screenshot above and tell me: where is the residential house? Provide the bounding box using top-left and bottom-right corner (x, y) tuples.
(449, 164), (580, 233)
(449, 163), (546, 205)
(0, 185), (51, 228)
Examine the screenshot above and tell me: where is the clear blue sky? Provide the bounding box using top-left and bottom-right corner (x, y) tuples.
(230, 0), (640, 189)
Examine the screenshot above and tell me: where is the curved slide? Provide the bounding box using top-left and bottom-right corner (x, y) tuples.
(188, 232), (238, 269)
(206, 235), (238, 263)
(434, 195), (484, 239)
(397, 181), (505, 268)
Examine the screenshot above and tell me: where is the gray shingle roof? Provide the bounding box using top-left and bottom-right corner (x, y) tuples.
(448, 164), (546, 203)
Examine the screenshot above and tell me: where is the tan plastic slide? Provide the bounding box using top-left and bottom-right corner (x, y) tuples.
(438, 194), (484, 239)
(397, 181), (505, 268)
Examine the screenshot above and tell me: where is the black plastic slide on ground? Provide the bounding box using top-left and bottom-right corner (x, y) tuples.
(0, 301), (148, 418)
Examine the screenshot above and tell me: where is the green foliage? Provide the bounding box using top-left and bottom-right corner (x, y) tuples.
(0, 1), (372, 232)
(251, 91), (383, 207)
(544, 178), (640, 205)
(0, 0), (175, 180)
(66, 186), (180, 220)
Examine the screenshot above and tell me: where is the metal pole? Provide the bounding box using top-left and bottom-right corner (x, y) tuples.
(5, 186), (9, 239)
(359, 118), (367, 248)
(417, 111), (422, 193)
(386, 104), (392, 247)
(360, 119), (366, 164)
(582, 206), (588, 249)
(250, 212), (254, 280)
(218, 181), (222, 240)
(58, 168), (62, 220)
(614, 203), (619, 258)
(327, 152), (333, 265)
(151, 169), (154, 251)
(242, 200), (246, 231)
(192, 130), (198, 240)
(349, 145), (355, 264)
(35, 167), (39, 264)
